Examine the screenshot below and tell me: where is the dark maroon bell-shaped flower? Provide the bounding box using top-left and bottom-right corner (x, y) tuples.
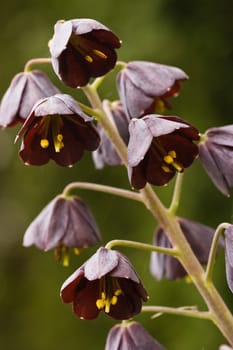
(105, 322), (165, 350)
(93, 101), (130, 168)
(117, 60), (188, 119)
(127, 115), (199, 189)
(60, 247), (148, 320)
(224, 225), (233, 293)
(16, 93), (100, 166)
(23, 194), (101, 265)
(49, 18), (121, 88)
(0, 70), (59, 128)
(199, 125), (233, 196)
(150, 218), (220, 280)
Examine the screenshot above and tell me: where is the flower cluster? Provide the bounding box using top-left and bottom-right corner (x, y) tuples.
(1, 15), (233, 350)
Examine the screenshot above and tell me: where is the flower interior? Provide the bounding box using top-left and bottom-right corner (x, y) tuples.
(96, 276), (123, 313)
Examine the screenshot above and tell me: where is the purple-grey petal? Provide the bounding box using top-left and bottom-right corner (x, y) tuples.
(84, 247), (119, 280)
(128, 118), (153, 167)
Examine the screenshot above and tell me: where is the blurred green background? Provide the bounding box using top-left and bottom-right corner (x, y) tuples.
(0, 0), (233, 349)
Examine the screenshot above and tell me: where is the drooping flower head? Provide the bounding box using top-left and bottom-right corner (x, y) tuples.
(93, 101), (130, 168)
(16, 93), (100, 166)
(105, 322), (165, 350)
(23, 194), (101, 265)
(199, 125), (233, 196)
(150, 218), (221, 280)
(127, 115), (199, 189)
(60, 247), (148, 320)
(49, 18), (121, 88)
(0, 70), (59, 128)
(117, 60), (188, 119)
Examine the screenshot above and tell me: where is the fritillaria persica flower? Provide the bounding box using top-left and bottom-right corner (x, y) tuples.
(105, 322), (165, 350)
(23, 195), (101, 265)
(49, 18), (121, 88)
(199, 125), (233, 196)
(117, 60), (188, 119)
(224, 225), (233, 293)
(127, 115), (199, 189)
(150, 218), (219, 280)
(0, 70), (59, 128)
(60, 247), (148, 320)
(93, 101), (130, 168)
(16, 93), (100, 166)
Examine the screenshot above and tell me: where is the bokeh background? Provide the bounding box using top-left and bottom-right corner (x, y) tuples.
(0, 0), (233, 349)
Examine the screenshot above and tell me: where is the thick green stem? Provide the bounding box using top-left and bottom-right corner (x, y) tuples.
(81, 82), (233, 345)
(140, 185), (233, 344)
(82, 85), (128, 165)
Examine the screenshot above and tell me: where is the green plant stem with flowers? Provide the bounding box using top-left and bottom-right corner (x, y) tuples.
(74, 80), (233, 345)
(2, 18), (233, 349)
(20, 54), (233, 346)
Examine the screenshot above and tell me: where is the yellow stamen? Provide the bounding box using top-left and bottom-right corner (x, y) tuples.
(162, 149), (183, 173)
(156, 98), (165, 113)
(54, 133), (64, 153)
(168, 150), (176, 158)
(96, 298), (105, 310)
(40, 138), (49, 149)
(63, 250), (69, 267)
(96, 277), (123, 313)
(92, 49), (107, 59)
(111, 295), (118, 306)
(163, 155), (174, 164)
(85, 55), (94, 63)
(73, 247), (80, 255)
(162, 165), (171, 173)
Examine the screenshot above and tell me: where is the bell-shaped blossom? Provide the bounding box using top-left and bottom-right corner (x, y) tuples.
(199, 125), (233, 196)
(127, 115), (199, 189)
(60, 247), (148, 320)
(93, 101), (130, 168)
(0, 70), (59, 128)
(117, 60), (188, 119)
(224, 225), (233, 293)
(16, 93), (100, 166)
(150, 218), (219, 280)
(105, 322), (165, 350)
(49, 18), (121, 88)
(219, 345), (233, 350)
(23, 194), (101, 265)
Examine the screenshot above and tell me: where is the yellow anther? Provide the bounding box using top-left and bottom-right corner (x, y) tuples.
(84, 55), (94, 63)
(168, 150), (176, 158)
(92, 49), (107, 59)
(73, 247), (80, 255)
(40, 139), (49, 149)
(57, 134), (63, 142)
(54, 133), (64, 153)
(162, 165), (171, 173)
(96, 299), (105, 310)
(62, 252), (69, 267)
(114, 289), (122, 296)
(156, 98), (165, 113)
(111, 295), (118, 306)
(163, 155), (174, 164)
